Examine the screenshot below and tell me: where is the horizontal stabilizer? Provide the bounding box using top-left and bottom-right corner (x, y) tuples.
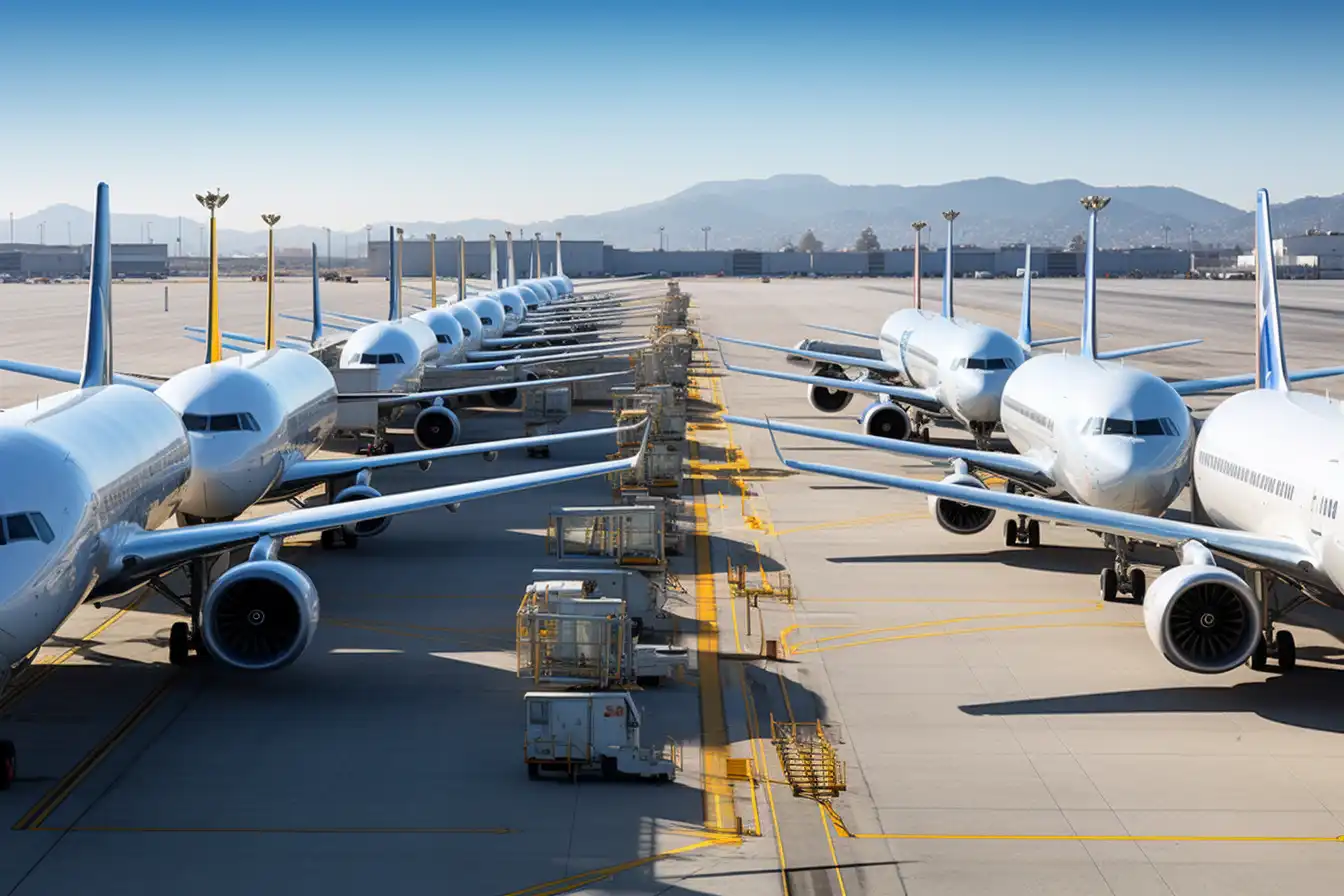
(1096, 338), (1202, 361)
(0, 359), (160, 391)
(278, 313), (360, 334)
(1029, 336), (1081, 348)
(716, 335), (903, 375)
(722, 361), (942, 413)
(807, 323), (879, 341)
(324, 309), (380, 326)
(1172, 364), (1344, 397)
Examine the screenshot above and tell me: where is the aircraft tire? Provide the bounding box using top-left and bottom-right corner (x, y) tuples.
(1250, 637), (1269, 671)
(1026, 520), (1041, 547)
(1100, 568), (1119, 602)
(169, 622), (191, 666)
(1276, 630), (1297, 672)
(1003, 519), (1018, 547)
(1130, 568), (1147, 603)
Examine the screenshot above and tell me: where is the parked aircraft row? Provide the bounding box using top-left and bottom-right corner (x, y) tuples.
(0, 184), (650, 790)
(729, 188), (1344, 680)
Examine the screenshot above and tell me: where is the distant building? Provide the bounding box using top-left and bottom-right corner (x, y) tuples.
(0, 243), (168, 279)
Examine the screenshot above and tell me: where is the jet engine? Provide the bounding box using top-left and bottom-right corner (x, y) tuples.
(413, 405), (462, 450)
(332, 482), (391, 538)
(200, 559), (319, 672)
(860, 402), (911, 440)
(928, 472), (996, 535)
(1143, 543), (1260, 674)
(807, 364), (853, 414)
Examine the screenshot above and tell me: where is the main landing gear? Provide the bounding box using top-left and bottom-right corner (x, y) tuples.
(359, 439), (395, 457)
(320, 528), (358, 550)
(1099, 535), (1146, 603)
(969, 422), (995, 452)
(1247, 569), (1298, 672)
(910, 411), (933, 444)
(146, 556), (213, 667)
(1002, 484), (1041, 547)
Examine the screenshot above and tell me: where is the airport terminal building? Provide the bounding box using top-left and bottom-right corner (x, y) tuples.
(0, 243), (169, 279)
(368, 238), (1194, 280)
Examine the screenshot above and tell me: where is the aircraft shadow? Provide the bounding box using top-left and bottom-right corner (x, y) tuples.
(827, 545), (1118, 576)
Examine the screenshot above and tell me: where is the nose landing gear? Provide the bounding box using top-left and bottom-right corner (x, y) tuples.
(1099, 535), (1146, 603)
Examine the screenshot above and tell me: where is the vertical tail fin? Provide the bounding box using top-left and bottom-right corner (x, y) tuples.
(1017, 244), (1033, 347)
(311, 243), (324, 344)
(555, 232), (564, 277)
(387, 226), (401, 320)
(1255, 188), (1290, 392)
(1079, 196), (1108, 360)
(506, 231), (517, 286)
(79, 182), (113, 388)
(489, 234), (499, 288)
(533, 233), (542, 279)
(457, 235), (466, 302)
(429, 233), (438, 308)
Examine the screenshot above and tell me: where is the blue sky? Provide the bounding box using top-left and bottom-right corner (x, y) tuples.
(5, 0), (1342, 228)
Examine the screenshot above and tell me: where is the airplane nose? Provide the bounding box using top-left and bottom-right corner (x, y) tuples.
(1085, 439), (1174, 515)
(953, 371), (1006, 423)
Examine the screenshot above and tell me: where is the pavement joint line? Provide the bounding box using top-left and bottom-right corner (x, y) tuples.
(499, 834), (742, 896)
(14, 673), (177, 832)
(0, 594), (148, 712)
(793, 620), (1145, 655)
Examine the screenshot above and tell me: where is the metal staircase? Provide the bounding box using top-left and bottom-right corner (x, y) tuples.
(771, 716), (846, 801)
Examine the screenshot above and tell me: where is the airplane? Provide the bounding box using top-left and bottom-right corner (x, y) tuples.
(716, 217), (1201, 450)
(725, 200), (1344, 600)
(185, 238), (640, 452)
(0, 184), (648, 790)
(765, 187), (1344, 677)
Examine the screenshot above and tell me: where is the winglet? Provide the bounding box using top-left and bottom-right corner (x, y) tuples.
(311, 243), (324, 344)
(79, 182), (113, 389)
(1017, 244), (1033, 348)
(1255, 188), (1290, 392)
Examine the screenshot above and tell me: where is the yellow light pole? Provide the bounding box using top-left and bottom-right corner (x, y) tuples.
(911, 221), (927, 308)
(195, 188), (229, 362)
(428, 232), (438, 307)
(261, 213), (281, 349)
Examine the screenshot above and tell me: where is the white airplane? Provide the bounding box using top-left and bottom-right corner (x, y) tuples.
(727, 200), (1344, 600)
(768, 188), (1344, 677)
(0, 185), (647, 790)
(717, 218), (1200, 450)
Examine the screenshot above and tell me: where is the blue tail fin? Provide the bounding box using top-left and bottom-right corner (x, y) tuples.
(1017, 244), (1033, 347)
(1255, 189), (1290, 392)
(1079, 198), (1103, 360)
(311, 243), (324, 344)
(941, 217), (955, 318)
(79, 182), (113, 389)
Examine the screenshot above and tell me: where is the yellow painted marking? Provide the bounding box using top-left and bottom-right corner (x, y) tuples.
(800, 597), (1097, 605)
(15, 675), (176, 831)
(741, 657), (789, 892)
(820, 802), (849, 896)
(501, 835), (741, 896)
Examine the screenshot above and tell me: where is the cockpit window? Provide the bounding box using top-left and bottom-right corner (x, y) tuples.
(182, 412), (260, 433)
(436, 334), (453, 344)
(954, 357), (1017, 371)
(479, 316), (494, 326)
(358, 353), (406, 365)
(1083, 417), (1178, 436)
(0, 512), (53, 544)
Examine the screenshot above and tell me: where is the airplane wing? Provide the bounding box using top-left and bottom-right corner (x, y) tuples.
(806, 324), (879, 341)
(722, 360), (944, 414)
(184, 334), (274, 355)
(465, 340), (647, 361)
(766, 425), (1315, 583)
(111, 426), (648, 581)
(277, 421), (640, 490)
(339, 370), (626, 408)
(1095, 338), (1202, 361)
(724, 415), (1055, 490)
(277, 314), (361, 334)
(323, 310), (380, 326)
(0, 359), (161, 391)
(716, 335), (904, 375)
(183, 326), (314, 349)
(439, 343), (648, 371)
(1171, 365), (1344, 396)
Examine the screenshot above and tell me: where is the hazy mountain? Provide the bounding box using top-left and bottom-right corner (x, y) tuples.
(8, 176), (1342, 255)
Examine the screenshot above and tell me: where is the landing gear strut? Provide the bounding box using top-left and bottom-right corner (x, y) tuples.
(969, 422), (995, 451)
(911, 411), (932, 444)
(147, 556), (213, 667)
(1099, 535), (1147, 603)
(1001, 484), (1040, 547)
(1247, 569), (1298, 672)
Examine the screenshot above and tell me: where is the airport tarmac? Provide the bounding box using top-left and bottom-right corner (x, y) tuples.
(4, 273), (1344, 895)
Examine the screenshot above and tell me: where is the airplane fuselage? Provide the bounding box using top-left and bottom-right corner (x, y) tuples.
(155, 350), (339, 519)
(998, 353), (1193, 514)
(877, 308), (1024, 426)
(339, 318), (437, 398)
(0, 385), (192, 670)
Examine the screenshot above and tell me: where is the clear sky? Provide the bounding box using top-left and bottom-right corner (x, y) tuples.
(5, 0), (1342, 229)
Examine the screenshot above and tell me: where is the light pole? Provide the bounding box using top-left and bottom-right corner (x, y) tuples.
(261, 214), (281, 349)
(941, 210), (960, 316)
(395, 227), (404, 298)
(365, 224), (372, 258)
(702, 226), (711, 251)
(146, 221), (153, 245)
(911, 221), (927, 308)
(533, 232), (542, 278)
(323, 227), (332, 270)
(39, 222), (45, 245)
(428, 232), (438, 307)
(1080, 195), (1110, 357)
(195, 188), (229, 363)
(658, 226), (665, 252)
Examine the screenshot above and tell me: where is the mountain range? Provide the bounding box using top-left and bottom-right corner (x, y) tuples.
(7, 175), (1344, 256)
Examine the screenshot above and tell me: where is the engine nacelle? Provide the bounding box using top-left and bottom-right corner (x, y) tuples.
(486, 386), (520, 408)
(413, 405), (462, 449)
(1143, 554), (1260, 674)
(860, 402), (911, 440)
(332, 483), (391, 538)
(807, 364), (852, 413)
(928, 473), (996, 535)
(200, 560), (319, 672)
